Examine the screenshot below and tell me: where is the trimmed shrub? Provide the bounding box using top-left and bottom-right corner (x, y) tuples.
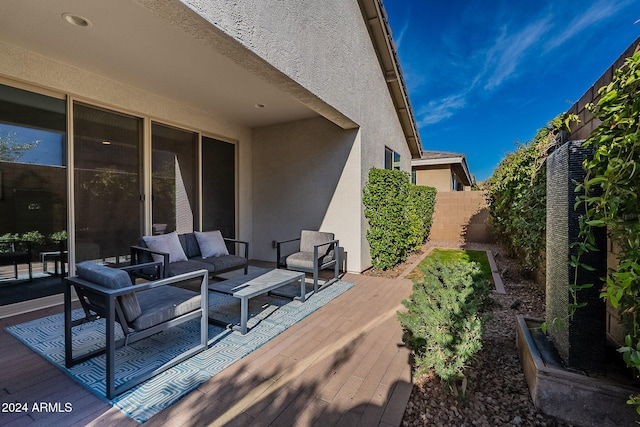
(398, 256), (491, 385)
(407, 185), (437, 252)
(363, 168), (436, 269)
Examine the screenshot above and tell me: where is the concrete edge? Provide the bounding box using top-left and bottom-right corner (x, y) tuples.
(486, 250), (506, 294)
(398, 246), (436, 280)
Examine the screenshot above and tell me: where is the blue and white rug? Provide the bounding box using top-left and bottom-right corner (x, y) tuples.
(5, 277), (354, 423)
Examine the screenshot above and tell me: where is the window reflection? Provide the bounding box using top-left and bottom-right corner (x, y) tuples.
(0, 84), (67, 300)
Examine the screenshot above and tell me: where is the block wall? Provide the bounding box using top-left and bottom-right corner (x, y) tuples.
(429, 191), (494, 243)
(567, 37), (640, 141)
(565, 37), (640, 345)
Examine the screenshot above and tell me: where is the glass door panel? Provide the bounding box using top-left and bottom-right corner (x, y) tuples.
(202, 136), (235, 239)
(151, 123), (197, 234)
(73, 103), (142, 264)
(0, 83), (67, 304)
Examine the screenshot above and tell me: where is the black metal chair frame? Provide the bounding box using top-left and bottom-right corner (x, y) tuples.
(276, 236), (340, 293)
(64, 262), (209, 399)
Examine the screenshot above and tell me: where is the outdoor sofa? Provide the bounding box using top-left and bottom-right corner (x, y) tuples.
(130, 230), (248, 279)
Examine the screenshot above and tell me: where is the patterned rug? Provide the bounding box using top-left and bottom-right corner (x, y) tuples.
(5, 276), (354, 423)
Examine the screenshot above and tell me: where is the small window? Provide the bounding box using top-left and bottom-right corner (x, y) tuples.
(384, 147), (401, 170)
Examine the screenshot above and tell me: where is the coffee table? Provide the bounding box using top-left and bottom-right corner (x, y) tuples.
(209, 269), (306, 334)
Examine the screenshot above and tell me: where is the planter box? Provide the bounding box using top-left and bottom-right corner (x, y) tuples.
(516, 315), (639, 426)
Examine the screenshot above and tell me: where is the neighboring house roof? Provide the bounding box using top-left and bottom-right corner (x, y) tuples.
(412, 150), (475, 187)
(358, 0), (423, 159)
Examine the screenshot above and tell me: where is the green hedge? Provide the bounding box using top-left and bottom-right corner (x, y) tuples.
(485, 114), (576, 274)
(363, 168), (436, 270)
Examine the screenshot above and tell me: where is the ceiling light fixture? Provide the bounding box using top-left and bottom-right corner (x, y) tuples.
(62, 13), (92, 28)
(254, 103), (265, 108)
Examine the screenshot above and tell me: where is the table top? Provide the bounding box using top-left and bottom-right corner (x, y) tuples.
(209, 268), (305, 298)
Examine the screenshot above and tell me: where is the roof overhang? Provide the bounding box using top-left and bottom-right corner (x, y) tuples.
(358, 0), (423, 159)
(0, 0), (347, 129)
(412, 155), (474, 187)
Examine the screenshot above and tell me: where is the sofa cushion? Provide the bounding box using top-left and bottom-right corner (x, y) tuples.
(195, 230), (229, 258)
(167, 259), (215, 276)
(133, 286), (201, 331)
(198, 254), (246, 272)
(142, 231), (188, 263)
(76, 261), (142, 323)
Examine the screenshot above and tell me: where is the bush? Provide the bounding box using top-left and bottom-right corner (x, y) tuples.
(398, 256), (491, 386)
(407, 185), (437, 252)
(485, 114), (576, 274)
(363, 168), (436, 269)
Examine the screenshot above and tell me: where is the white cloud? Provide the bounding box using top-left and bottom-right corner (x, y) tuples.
(416, 93), (467, 126)
(480, 16), (552, 90)
(545, 0), (630, 52)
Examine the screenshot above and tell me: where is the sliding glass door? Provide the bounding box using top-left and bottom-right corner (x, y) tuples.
(151, 123), (198, 235)
(73, 103), (142, 263)
(0, 83), (238, 306)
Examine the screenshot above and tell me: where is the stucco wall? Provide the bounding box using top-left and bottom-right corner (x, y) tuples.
(180, 0), (412, 271)
(415, 166), (452, 192)
(252, 117), (361, 271)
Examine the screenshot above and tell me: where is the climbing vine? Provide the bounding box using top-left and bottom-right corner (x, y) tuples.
(577, 47), (640, 411)
(485, 114), (577, 274)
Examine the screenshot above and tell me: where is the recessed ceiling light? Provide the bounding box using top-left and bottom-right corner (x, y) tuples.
(254, 103), (265, 108)
(102, 140), (111, 145)
(62, 13), (92, 28)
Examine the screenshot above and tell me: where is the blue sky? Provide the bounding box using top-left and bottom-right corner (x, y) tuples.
(383, 0), (640, 181)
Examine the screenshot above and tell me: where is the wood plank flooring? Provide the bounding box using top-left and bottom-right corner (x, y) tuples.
(0, 273), (414, 427)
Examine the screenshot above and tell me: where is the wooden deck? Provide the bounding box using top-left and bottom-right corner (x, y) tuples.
(0, 273), (414, 427)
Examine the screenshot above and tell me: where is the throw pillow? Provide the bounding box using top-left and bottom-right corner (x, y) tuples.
(142, 231), (188, 263)
(195, 230), (229, 258)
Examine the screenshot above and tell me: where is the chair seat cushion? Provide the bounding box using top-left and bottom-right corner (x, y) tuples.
(76, 261), (142, 323)
(286, 251), (335, 271)
(197, 255), (247, 272)
(132, 286), (201, 331)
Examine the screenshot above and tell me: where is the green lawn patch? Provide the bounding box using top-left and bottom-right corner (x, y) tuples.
(407, 249), (494, 284)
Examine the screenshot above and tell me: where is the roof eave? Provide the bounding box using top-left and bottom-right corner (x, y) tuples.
(358, 0), (423, 159)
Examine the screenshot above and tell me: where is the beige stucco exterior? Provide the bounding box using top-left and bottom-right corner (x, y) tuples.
(414, 166), (455, 192)
(0, 0), (417, 274)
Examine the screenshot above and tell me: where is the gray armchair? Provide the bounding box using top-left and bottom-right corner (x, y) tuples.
(64, 261), (209, 399)
(276, 230), (340, 294)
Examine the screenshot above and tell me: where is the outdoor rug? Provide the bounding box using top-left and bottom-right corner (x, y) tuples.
(5, 277), (355, 423)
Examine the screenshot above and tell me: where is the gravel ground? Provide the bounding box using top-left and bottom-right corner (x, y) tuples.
(383, 241), (574, 427)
